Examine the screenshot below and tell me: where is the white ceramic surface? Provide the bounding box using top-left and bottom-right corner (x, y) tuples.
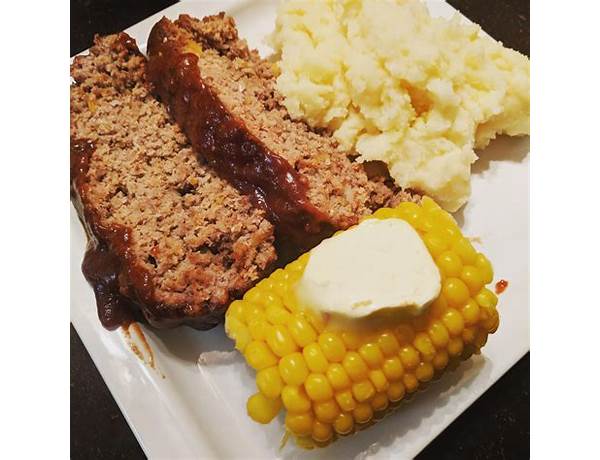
(71, 1), (529, 458)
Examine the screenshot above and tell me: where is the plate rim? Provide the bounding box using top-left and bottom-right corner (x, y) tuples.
(70, 1), (530, 458)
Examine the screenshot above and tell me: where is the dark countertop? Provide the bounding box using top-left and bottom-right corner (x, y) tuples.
(70, 1), (530, 458)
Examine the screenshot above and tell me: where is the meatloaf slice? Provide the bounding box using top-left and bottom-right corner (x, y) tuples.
(71, 33), (276, 330)
(147, 14), (416, 247)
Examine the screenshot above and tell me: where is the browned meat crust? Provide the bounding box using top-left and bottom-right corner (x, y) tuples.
(70, 33), (277, 329)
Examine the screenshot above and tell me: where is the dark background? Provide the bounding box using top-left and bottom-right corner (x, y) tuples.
(71, 1), (530, 458)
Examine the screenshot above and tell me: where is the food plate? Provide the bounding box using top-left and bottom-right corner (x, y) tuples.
(70, 1), (529, 458)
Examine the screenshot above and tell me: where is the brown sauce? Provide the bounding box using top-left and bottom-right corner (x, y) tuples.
(71, 138), (136, 330)
(147, 18), (336, 250)
(116, 32), (140, 53)
(82, 242), (134, 329)
(71, 135), (227, 330)
(495, 279), (509, 294)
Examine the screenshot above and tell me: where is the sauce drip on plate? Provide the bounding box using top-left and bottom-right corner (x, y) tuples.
(495, 279), (509, 294)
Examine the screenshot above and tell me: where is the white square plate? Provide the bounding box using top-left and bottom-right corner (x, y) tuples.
(71, 1), (530, 458)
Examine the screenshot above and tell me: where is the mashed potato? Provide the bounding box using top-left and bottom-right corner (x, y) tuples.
(270, 0), (530, 211)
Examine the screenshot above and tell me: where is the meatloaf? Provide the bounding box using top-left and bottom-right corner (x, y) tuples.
(147, 14), (417, 247)
(71, 33), (276, 330)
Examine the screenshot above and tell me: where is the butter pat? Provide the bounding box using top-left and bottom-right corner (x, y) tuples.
(295, 218), (441, 319)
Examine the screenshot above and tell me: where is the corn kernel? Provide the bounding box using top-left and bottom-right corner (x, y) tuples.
(353, 403), (373, 424)
(319, 332), (346, 362)
(314, 400), (340, 424)
(333, 412), (354, 435)
(256, 277), (274, 291)
(227, 300), (245, 321)
(461, 299), (481, 325)
(285, 412), (313, 437)
(399, 345), (420, 370)
(288, 314), (317, 347)
(443, 309), (465, 336)
(245, 340), (278, 370)
(452, 237), (478, 264)
(462, 326), (477, 344)
(433, 350), (449, 370)
(423, 232), (448, 258)
(419, 214), (436, 233)
(297, 252), (310, 266)
(403, 374), (419, 393)
(373, 207), (398, 219)
(474, 329), (489, 349)
(270, 268), (285, 282)
(306, 310), (326, 333)
(305, 374), (333, 402)
(264, 293), (284, 311)
(279, 352), (309, 386)
(256, 366), (283, 399)
(247, 393), (281, 424)
(272, 278), (288, 297)
(303, 343), (329, 373)
(286, 259), (305, 274)
(460, 265), (484, 294)
(282, 289), (299, 313)
(335, 390), (357, 412)
(387, 381), (406, 402)
(343, 352), (370, 382)
(311, 421), (333, 443)
(281, 385), (311, 412)
(371, 392), (389, 412)
(448, 337), (464, 357)
(266, 325), (298, 357)
(396, 202), (423, 227)
(443, 278), (470, 307)
(352, 380), (376, 402)
(243, 287), (265, 305)
(415, 361), (434, 382)
(421, 196), (441, 211)
(483, 307), (500, 333)
(341, 331), (362, 350)
(369, 369), (389, 392)
(265, 305), (292, 325)
(429, 204), (457, 227)
(247, 319), (269, 341)
(382, 356), (404, 381)
(326, 363), (352, 391)
(396, 201), (422, 214)
(241, 302), (264, 326)
(414, 332), (436, 361)
(377, 332), (400, 356)
(440, 223), (461, 244)
(428, 320), (450, 348)
(436, 251), (463, 277)
(476, 288), (498, 308)
(225, 316), (251, 352)
(475, 253), (494, 284)
(359, 343), (384, 368)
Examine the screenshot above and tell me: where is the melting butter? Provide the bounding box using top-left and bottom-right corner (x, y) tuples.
(295, 218), (441, 319)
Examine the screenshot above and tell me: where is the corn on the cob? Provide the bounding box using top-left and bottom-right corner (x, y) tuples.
(225, 197), (499, 447)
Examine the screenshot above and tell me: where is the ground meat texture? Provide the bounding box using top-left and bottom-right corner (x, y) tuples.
(147, 14), (418, 248)
(70, 33), (276, 329)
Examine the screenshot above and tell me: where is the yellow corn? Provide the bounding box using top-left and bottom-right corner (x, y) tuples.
(224, 197), (500, 447)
